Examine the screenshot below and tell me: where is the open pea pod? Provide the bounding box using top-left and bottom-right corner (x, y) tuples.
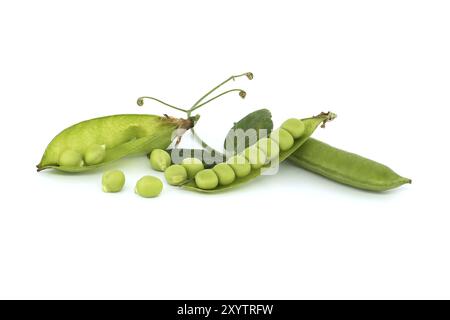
(37, 114), (195, 172)
(181, 112), (336, 193)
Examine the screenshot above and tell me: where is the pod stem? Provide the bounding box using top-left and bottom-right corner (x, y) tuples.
(190, 72), (253, 110)
(136, 96), (188, 113)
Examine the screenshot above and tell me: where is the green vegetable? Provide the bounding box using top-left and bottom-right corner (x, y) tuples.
(227, 155), (252, 178)
(182, 112), (336, 193)
(149, 149), (171, 172)
(270, 128), (294, 151)
(181, 158), (204, 179)
(244, 145), (267, 169)
(164, 164), (188, 186)
(37, 114), (196, 172)
(84, 144), (106, 165)
(212, 163), (236, 186)
(102, 170), (125, 193)
(257, 138), (279, 160)
(281, 118), (305, 138)
(195, 169), (219, 190)
(135, 176), (163, 198)
(289, 138), (411, 191)
(59, 150), (84, 167)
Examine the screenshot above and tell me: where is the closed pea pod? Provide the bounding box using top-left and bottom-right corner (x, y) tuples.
(289, 138), (411, 191)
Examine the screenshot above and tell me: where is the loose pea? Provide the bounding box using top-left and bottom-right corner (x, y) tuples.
(150, 149), (171, 172)
(212, 163), (236, 186)
(257, 138), (280, 161)
(244, 145), (267, 169)
(164, 164), (188, 185)
(135, 175), (163, 198)
(195, 169), (219, 190)
(59, 149), (84, 167)
(270, 128), (294, 151)
(102, 170), (125, 193)
(227, 155), (251, 178)
(84, 144), (106, 165)
(281, 118), (305, 138)
(181, 157), (204, 179)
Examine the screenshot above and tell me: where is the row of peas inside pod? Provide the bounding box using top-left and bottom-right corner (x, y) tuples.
(149, 118), (306, 190)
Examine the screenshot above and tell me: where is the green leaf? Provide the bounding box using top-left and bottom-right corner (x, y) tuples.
(223, 108), (273, 153)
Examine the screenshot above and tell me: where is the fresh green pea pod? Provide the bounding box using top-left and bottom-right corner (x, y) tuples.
(182, 112), (336, 193)
(37, 114), (197, 172)
(289, 138), (411, 191)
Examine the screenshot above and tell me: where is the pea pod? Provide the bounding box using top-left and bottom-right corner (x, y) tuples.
(289, 138), (411, 191)
(181, 112), (336, 193)
(37, 114), (196, 172)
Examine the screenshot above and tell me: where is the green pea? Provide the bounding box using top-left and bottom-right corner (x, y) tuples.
(135, 175), (163, 198)
(181, 157), (204, 179)
(212, 163), (236, 186)
(270, 128), (294, 151)
(84, 144), (106, 165)
(281, 118), (305, 138)
(195, 169), (219, 190)
(257, 138), (279, 161)
(164, 164), (188, 185)
(149, 149), (171, 172)
(227, 155), (251, 178)
(244, 145), (267, 169)
(102, 170), (125, 193)
(59, 149), (84, 167)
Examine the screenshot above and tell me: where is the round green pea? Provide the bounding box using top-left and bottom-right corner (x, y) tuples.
(181, 157), (204, 179)
(270, 128), (294, 151)
(59, 149), (84, 167)
(281, 118), (305, 138)
(84, 144), (106, 165)
(164, 164), (188, 185)
(149, 149), (171, 172)
(135, 175), (163, 198)
(227, 155), (251, 178)
(195, 169), (219, 190)
(212, 163), (236, 186)
(257, 138), (280, 161)
(244, 145), (267, 169)
(102, 170), (125, 193)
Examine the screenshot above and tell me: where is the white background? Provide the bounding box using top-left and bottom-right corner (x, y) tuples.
(1, 0), (449, 299)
